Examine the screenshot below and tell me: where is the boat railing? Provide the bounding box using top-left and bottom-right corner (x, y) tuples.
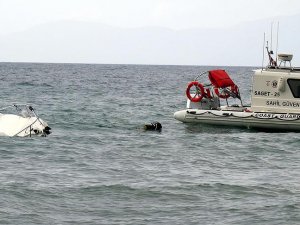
(265, 66), (300, 73)
(0, 104), (38, 118)
(193, 71), (207, 82)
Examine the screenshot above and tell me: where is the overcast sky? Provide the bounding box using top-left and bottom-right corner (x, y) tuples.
(1, 0), (300, 34)
(0, 0), (300, 65)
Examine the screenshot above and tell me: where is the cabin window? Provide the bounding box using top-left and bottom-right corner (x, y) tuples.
(287, 79), (300, 98)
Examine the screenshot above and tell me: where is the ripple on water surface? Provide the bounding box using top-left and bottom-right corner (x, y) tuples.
(0, 63), (299, 224)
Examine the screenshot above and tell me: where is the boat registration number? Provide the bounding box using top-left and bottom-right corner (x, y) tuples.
(254, 90), (280, 97)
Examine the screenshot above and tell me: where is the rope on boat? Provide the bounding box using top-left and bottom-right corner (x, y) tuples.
(186, 110), (300, 121)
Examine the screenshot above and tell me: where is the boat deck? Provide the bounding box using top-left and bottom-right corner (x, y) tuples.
(266, 66), (300, 72)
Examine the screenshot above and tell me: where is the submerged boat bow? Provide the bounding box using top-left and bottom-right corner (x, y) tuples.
(0, 104), (51, 137)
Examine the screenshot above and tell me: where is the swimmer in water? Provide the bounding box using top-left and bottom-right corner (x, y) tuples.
(144, 122), (162, 131)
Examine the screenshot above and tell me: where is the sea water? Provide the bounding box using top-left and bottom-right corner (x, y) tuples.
(0, 63), (299, 224)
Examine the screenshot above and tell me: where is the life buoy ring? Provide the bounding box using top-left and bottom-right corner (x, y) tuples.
(186, 81), (205, 102)
(214, 85), (239, 99)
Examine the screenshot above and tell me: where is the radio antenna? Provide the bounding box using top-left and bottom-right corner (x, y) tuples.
(262, 32), (265, 70)
(275, 22), (279, 64)
(270, 22), (273, 51)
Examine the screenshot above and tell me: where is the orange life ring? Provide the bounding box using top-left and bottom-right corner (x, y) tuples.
(186, 81), (205, 102)
(214, 85), (239, 99)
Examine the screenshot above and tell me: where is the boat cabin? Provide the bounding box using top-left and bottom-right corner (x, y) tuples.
(250, 54), (300, 113)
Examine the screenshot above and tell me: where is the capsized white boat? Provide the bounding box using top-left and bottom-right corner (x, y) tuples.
(174, 44), (300, 131)
(0, 104), (51, 137)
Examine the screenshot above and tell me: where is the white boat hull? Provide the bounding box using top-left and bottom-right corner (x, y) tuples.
(0, 104), (51, 137)
(174, 109), (300, 131)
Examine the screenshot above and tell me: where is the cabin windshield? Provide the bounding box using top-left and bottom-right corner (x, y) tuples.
(287, 79), (300, 98)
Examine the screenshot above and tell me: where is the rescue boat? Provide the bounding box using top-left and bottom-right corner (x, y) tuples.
(174, 45), (300, 131)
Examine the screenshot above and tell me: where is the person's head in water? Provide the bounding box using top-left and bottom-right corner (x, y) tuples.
(144, 122), (162, 131)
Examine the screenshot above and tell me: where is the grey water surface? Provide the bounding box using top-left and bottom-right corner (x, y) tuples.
(0, 63), (299, 224)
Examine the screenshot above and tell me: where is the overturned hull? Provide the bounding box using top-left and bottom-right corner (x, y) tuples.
(174, 109), (300, 131)
(0, 114), (50, 137)
(0, 104), (51, 137)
